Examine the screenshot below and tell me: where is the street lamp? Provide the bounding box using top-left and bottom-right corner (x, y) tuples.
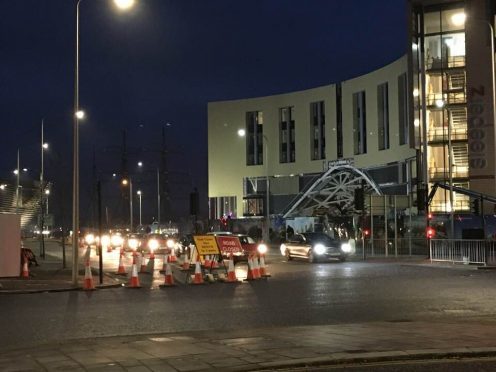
(238, 129), (270, 243)
(122, 177), (133, 231)
(72, 0), (136, 286)
(137, 190), (142, 226)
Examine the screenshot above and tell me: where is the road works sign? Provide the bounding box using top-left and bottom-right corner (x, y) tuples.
(216, 236), (243, 255)
(193, 235), (220, 256)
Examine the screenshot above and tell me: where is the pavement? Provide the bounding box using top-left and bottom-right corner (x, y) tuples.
(2, 239), (496, 371)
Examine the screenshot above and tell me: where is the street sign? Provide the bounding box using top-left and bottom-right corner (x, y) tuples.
(193, 235), (220, 256)
(216, 236), (243, 255)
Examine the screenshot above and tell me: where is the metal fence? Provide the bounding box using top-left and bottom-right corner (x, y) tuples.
(353, 238), (429, 257)
(430, 239), (496, 265)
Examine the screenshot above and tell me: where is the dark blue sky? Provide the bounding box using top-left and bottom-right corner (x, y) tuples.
(0, 0), (407, 224)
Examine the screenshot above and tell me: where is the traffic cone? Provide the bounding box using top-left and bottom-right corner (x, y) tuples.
(211, 256), (219, 269)
(20, 255), (29, 279)
(181, 254), (190, 270)
(191, 261), (204, 285)
(140, 252), (148, 273)
(116, 251), (127, 276)
(259, 254), (271, 277)
(204, 255), (211, 268)
(160, 254), (169, 273)
(224, 256), (239, 283)
(245, 255), (256, 281)
(252, 255), (261, 279)
(149, 249), (155, 260)
(169, 246), (177, 263)
(159, 261), (176, 287)
(127, 255), (141, 288)
(83, 259), (95, 290)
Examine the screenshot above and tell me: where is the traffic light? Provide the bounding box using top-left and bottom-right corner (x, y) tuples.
(354, 188), (364, 210)
(471, 199), (480, 216)
(363, 229), (370, 238)
(426, 226), (435, 239)
(427, 212), (433, 220)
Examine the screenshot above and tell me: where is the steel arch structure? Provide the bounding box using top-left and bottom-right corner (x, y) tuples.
(283, 165), (382, 218)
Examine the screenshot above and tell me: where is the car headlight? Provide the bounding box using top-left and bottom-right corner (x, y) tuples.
(111, 235), (123, 247)
(341, 243), (352, 253)
(128, 238), (139, 250)
(280, 244), (287, 256)
(101, 235), (111, 247)
(148, 238), (159, 251)
(314, 244), (326, 255)
(166, 239), (175, 249)
(84, 233), (95, 245)
(257, 243), (268, 255)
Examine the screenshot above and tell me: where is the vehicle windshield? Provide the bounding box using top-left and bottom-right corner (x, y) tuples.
(238, 236), (256, 244)
(303, 233), (337, 245)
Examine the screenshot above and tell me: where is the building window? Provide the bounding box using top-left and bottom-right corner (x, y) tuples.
(336, 83), (343, 158)
(377, 82), (389, 150)
(310, 101), (325, 160)
(246, 111), (264, 166)
(353, 91), (367, 155)
(279, 107), (295, 163)
(398, 73), (408, 145)
(208, 196), (236, 220)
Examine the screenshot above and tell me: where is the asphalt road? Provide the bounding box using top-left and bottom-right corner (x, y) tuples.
(2, 248), (496, 351)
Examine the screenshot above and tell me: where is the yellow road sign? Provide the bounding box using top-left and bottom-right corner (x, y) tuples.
(193, 235), (220, 256)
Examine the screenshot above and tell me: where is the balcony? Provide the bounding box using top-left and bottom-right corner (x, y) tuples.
(428, 127), (467, 142)
(429, 166), (469, 180)
(426, 55), (465, 71)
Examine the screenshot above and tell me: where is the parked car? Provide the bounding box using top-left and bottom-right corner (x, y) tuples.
(280, 232), (350, 263)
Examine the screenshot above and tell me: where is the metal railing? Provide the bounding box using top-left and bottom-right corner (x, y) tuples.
(430, 239), (496, 265)
(353, 238), (429, 257)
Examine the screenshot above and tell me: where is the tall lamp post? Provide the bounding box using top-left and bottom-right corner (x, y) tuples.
(238, 129), (270, 243)
(72, 0), (136, 286)
(137, 190), (142, 226)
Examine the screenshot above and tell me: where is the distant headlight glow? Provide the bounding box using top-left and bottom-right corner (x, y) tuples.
(314, 244), (326, 255)
(128, 238), (139, 250)
(111, 234), (123, 247)
(148, 238), (159, 251)
(257, 243), (268, 255)
(166, 239), (175, 248)
(84, 234), (95, 245)
(280, 244), (287, 256)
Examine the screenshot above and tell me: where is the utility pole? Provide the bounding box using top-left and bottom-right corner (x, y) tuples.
(160, 125), (170, 221)
(39, 119), (46, 259)
(121, 129), (129, 227)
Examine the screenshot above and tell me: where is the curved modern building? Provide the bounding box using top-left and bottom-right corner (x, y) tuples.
(208, 0), (496, 235)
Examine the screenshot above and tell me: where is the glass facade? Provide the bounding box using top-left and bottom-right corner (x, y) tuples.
(279, 106), (296, 163)
(310, 101), (326, 160)
(209, 196), (237, 219)
(245, 111), (264, 166)
(416, 2), (469, 212)
(353, 91), (367, 155)
(377, 82), (390, 150)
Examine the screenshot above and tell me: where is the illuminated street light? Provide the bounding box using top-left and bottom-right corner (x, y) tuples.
(72, 0), (136, 286)
(137, 161), (143, 167)
(137, 190), (142, 226)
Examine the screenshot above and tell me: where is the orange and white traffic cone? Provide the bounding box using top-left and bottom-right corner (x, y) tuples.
(211, 256), (219, 269)
(191, 261), (204, 285)
(224, 256), (239, 283)
(149, 249), (155, 260)
(252, 255), (261, 279)
(116, 251), (127, 276)
(259, 254), (271, 277)
(83, 258), (95, 290)
(20, 255), (29, 279)
(181, 254), (190, 270)
(140, 252), (148, 273)
(169, 247), (177, 263)
(203, 255), (211, 268)
(127, 255), (141, 288)
(245, 255), (256, 281)
(160, 261), (176, 288)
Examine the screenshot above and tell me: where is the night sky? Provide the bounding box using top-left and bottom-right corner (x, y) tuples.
(0, 0), (407, 226)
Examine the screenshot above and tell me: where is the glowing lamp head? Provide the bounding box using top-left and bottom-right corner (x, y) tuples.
(451, 12), (466, 27)
(237, 129), (246, 137)
(111, 234), (123, 247)
(75, 110), (85, 119)
(166, 238), (175, 249)
(114, 0), (135, 10)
